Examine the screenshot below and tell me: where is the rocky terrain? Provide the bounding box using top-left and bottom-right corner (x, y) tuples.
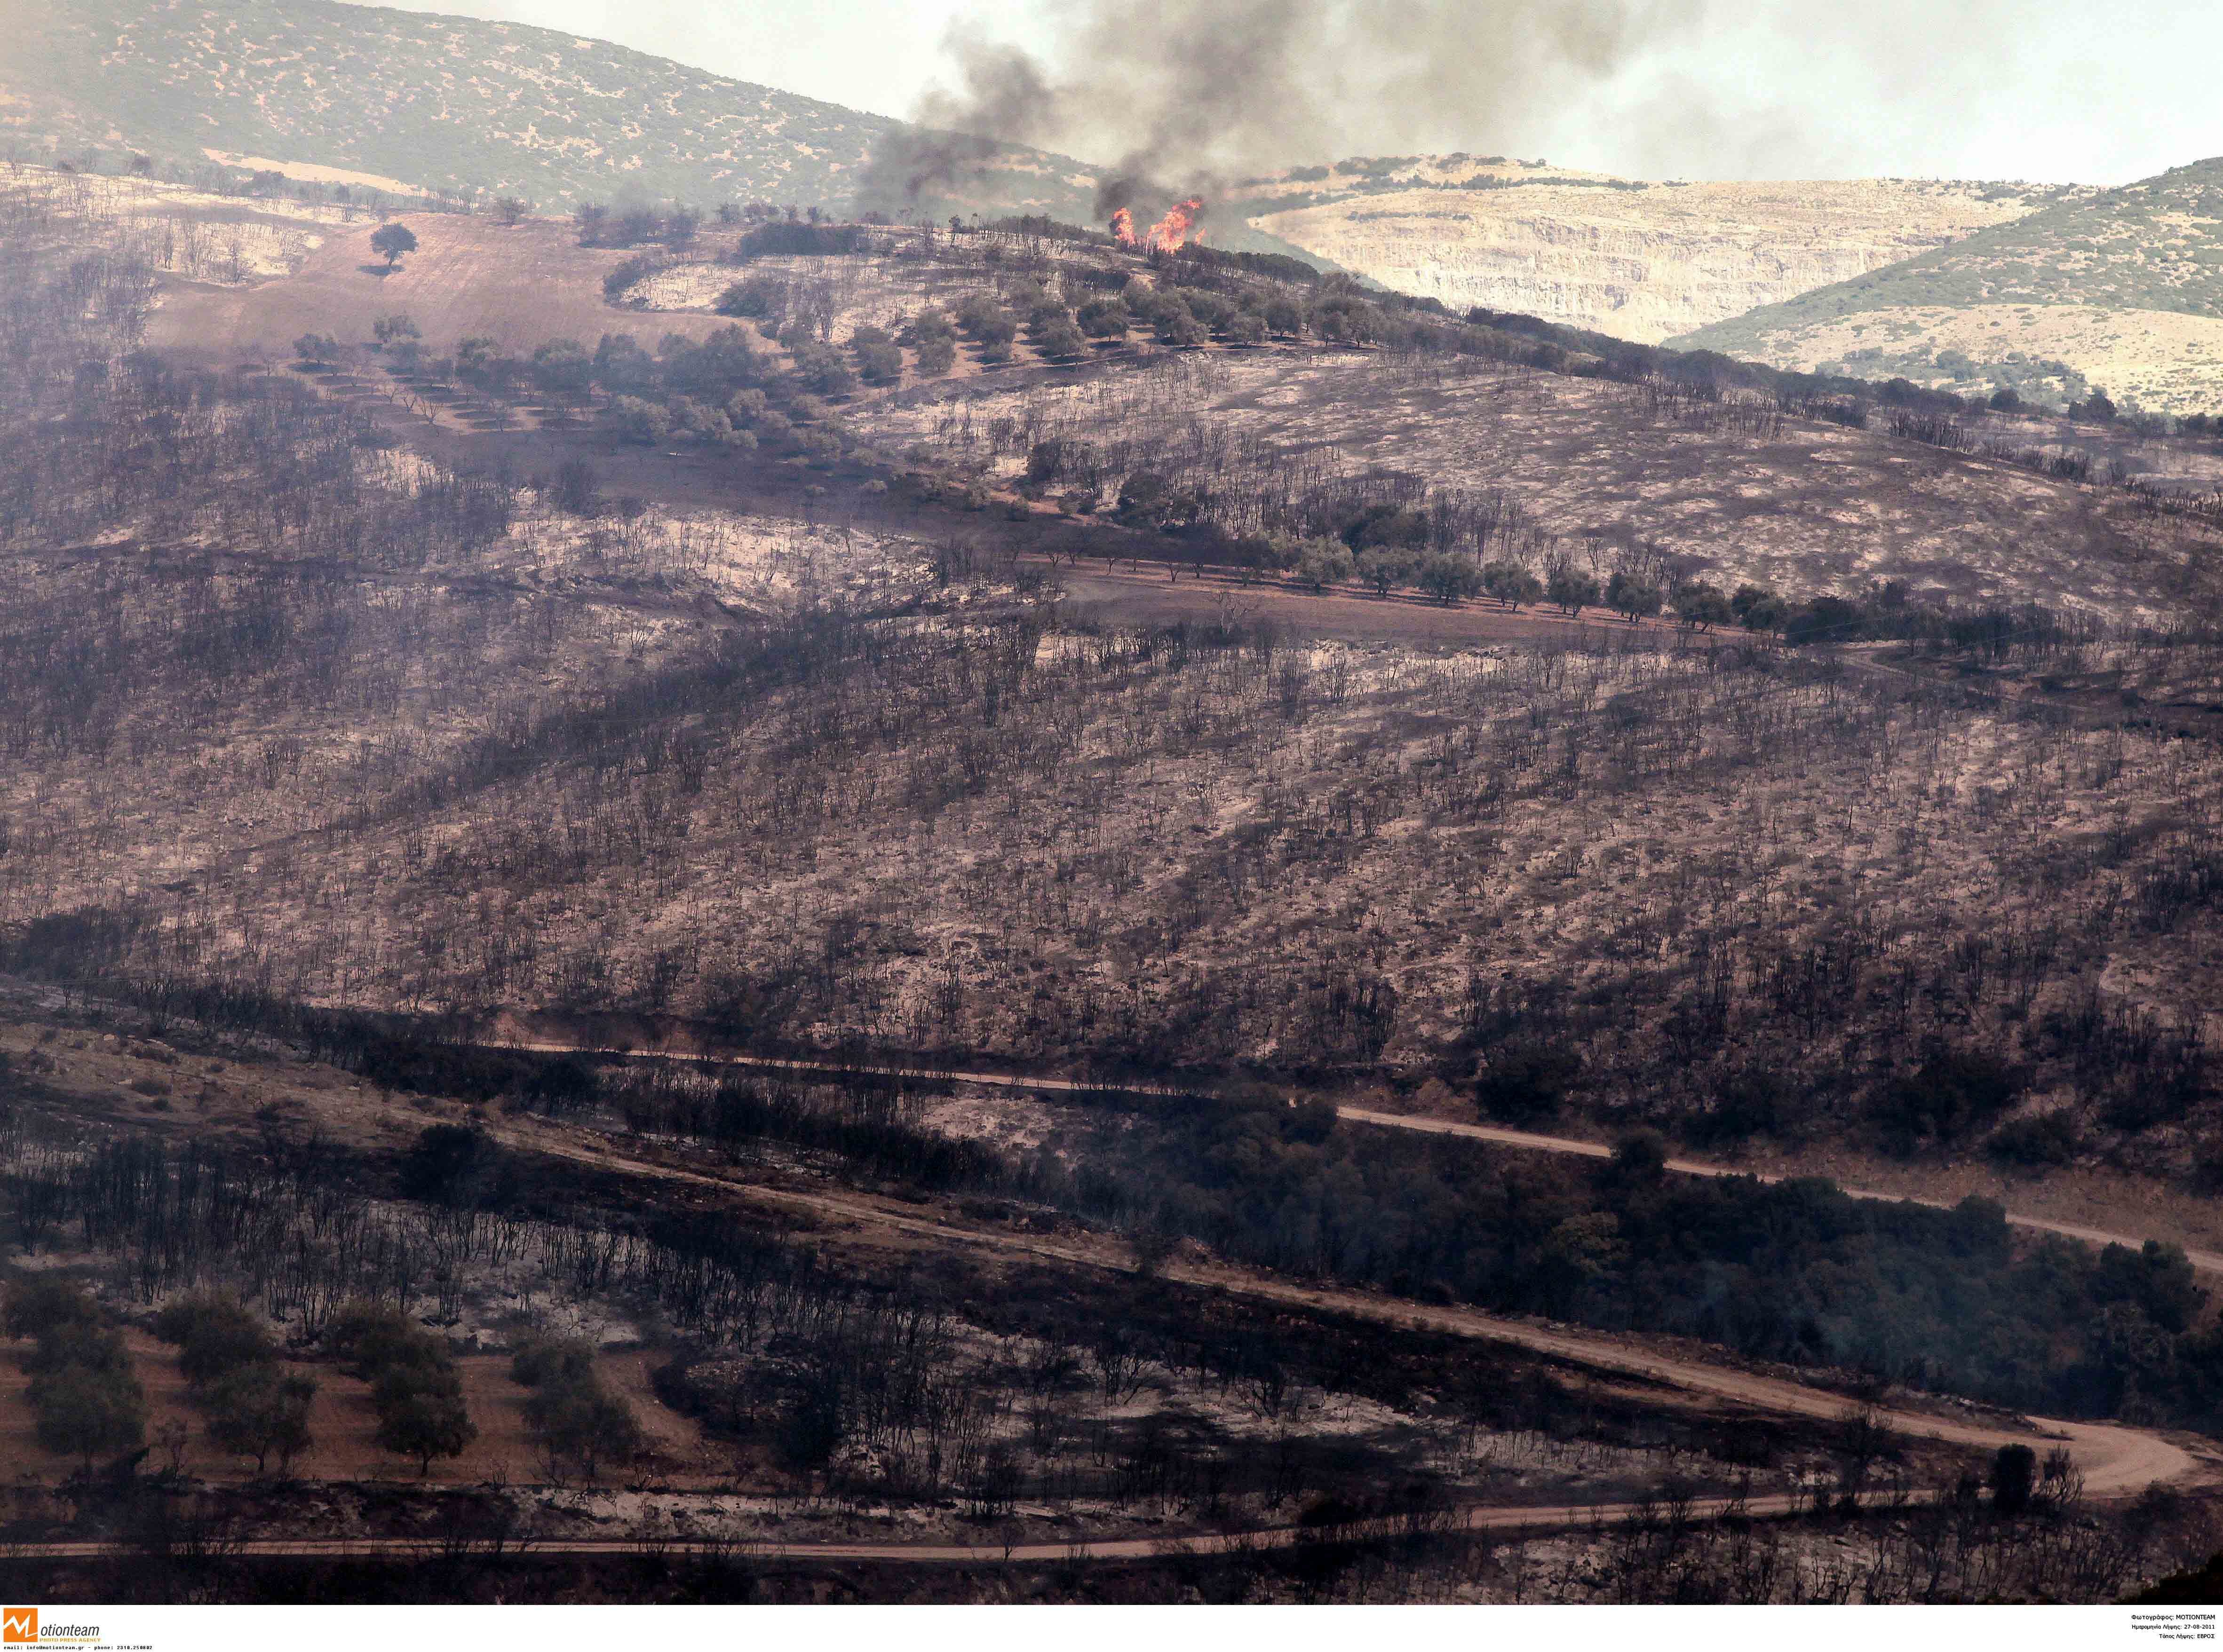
(1673, 157), (2223, 414)
(1250, 167), (2077, 342)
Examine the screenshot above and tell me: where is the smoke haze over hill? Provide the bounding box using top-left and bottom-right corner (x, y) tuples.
(858, 0), (1699, 215)
(379, 0), (2223, 187)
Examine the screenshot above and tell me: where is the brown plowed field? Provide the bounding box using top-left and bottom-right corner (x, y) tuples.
(145, 214), (736, 362)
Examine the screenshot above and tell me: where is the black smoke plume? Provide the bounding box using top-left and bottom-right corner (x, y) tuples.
(857, 0), (1699, 218)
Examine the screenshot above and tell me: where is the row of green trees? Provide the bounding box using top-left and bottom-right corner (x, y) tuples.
(326, 1303), (477, 1476)
(153, 1294), (318, 1475)
(511, 1337), (645, 1483)
(1107, 513), (1788, 627)
(3, 1280), (481, 1478)
(3, 1278), (147, 1470)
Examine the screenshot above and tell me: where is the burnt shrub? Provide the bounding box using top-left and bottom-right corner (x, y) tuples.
(1990, 1443), (2036, 1515)
(1474, 1042), (1580, 1125)
(397, 1124), (516, 1209)
(1870, 1045), (2025, 1154)
(1681, 1067), (1791, 1146)
(1985, 1109), (2083, 1168)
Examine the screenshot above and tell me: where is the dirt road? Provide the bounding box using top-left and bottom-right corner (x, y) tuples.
(486, 1036), (2223, 1278)
(9, 1024), (2208, 1570)
(1337, 1108), (2223, 1277)
(378, 1083), (2203, 1513)
(0, 1456), (2171, 1565)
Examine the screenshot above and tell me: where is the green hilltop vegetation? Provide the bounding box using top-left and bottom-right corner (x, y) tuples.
(3, 0), (1099, 220)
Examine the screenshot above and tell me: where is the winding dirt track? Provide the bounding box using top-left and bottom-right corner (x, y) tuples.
(489, 1037), (2223, 1277)
(1337, 1108), (2223, 1277)
(8, 1044), (2208, 1569)
(373, 1064), (2207, 1517)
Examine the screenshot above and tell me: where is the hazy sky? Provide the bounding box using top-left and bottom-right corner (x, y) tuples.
(375, 0), (2223, 185)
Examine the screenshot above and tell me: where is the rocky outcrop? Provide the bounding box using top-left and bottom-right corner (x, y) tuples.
(1258, 178), (2069, 343)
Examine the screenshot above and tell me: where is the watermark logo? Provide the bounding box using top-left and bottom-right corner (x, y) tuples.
(3, 1614), (97, 1646)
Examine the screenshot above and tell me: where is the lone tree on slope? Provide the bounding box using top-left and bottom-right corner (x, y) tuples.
(370, 222), (419, 269)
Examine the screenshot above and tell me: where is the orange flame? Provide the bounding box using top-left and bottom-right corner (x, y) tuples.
(1143, 197), (1205, 252)
(1109, 206), (1136, 245)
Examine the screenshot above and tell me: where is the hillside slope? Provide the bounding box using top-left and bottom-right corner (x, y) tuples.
(1669, 158), (2223, 414)
(3, 0), (1097, 219)
(1246, 159), (2076, 342)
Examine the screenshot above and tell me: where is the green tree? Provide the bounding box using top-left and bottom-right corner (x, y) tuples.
(1537, 1212), (1626, 1317)
(1416, 553), (1483, 605)
(1355, 546), (1415, 596)
(1673, 581), (1734, 630)
(715, 277), (780, 320)
(1731, 584), (1786, 632)
(1476, 1042), (1580, 1123)
(1154, 301), (1207, 348)
(531, 339), (595, 396)
(1990, 1443), (2037, 1516)
(373, 1367), (476, 1477)
(1605, 571), (1663, 623)
(591, 333), (659, 395)
(1481, 561), (1542, 609)
(154, 1294), (275, 1386)
(511, 1337), (595, 1390)
(1115, 470), (1174, 529)
(1603, 1130), (1669, 1190)
(20, 1318), (134, 1379)
(1076, 298), (1129, 340)
(524, 1380), (643, 1482)
(15, 1281), (144, 1469)
(1223, 309), (1268, 346)
(454, 335), (499, 382)
(789, 341), (855, 398)
(1545, 566), (1599, 615)
(31, 1364), (146, 1470)
(601, 395), (670, 446)
(1033, 318), (1088, 361)
(369, 222), (418, 269)
(848, 325), (904, 384)
(913, 335), (956, 378)
(1296, 537), (1355, 591)
(1872, 1046), (2026, 1153)
(3, 1278), (103, 1340)
(204, 1364), (317, 1476)
(1785, 594), (1864, 646)
(324, 1302), (419, 1375)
